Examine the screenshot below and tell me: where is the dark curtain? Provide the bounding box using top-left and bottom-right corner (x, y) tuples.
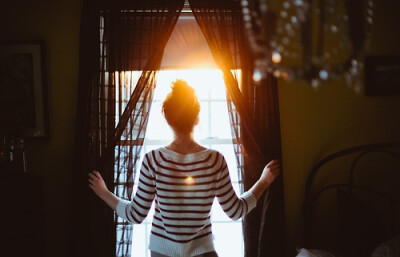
(189, 1), (285, 256)
(72, 1), (184, 257)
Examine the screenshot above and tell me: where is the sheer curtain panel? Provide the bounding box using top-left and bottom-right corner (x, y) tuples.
(72, 1), (184, 257)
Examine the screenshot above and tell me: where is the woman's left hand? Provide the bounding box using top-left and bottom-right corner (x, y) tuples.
(88, 170), (109, 199)
(260, 160), (280, 186)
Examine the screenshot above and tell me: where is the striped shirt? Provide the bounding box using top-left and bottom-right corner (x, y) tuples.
(116, 147), (257, 257)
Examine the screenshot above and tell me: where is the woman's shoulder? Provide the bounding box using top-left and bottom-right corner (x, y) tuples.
(145, 146), (224, 161)
(155, 146), (214, 156)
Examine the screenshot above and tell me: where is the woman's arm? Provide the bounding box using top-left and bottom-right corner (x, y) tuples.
(88, 171), (119, 211)
(88, 153), (156, 223)
(216, 158), (280, 220)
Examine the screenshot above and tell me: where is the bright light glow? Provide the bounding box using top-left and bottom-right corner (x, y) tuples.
(185, 176), (194, 185)
(253, 69), (263, 82)
(161, 17), (217, 69)
(129, 69), (243, 257)
(319, 69), (329, 80)
(271, 51), (282, 64)
(147, 69), (231, 142)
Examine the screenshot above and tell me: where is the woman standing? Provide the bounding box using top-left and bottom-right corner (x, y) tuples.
(89, 80), (280, 257)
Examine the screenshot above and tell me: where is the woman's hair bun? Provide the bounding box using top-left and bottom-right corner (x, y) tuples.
(162, 79), (200, 133)
(170, 79), (196, 99)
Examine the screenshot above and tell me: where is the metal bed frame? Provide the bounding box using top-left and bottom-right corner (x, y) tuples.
(302, 141), (400, 251)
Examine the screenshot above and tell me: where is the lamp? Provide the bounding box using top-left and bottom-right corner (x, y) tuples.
(241, 0), (374, 91)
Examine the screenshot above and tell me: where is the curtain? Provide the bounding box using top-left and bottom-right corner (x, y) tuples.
(72, 1), (184, 257)
(189, 1), (285, 256)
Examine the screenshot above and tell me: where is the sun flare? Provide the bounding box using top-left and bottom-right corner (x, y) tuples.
(157, 68), (225, 95)
(185, 176), (194, 185)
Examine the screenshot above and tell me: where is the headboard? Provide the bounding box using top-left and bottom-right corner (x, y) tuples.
(302, 142), (400, 257)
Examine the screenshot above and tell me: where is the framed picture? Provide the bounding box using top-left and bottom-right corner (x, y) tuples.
(0, 43), (48, 138)
(365, 55), (400, 96)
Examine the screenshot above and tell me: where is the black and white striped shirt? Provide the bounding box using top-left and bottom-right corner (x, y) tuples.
(116, 147), (257, 257)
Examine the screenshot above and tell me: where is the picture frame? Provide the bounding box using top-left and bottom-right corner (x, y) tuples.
(0, 43), (48, 138)
(365, 55), (400, 96)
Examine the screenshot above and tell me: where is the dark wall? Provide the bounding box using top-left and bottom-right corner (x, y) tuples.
(1, 1), (400, 257)
(278, 1), (400, 254)
(0, 1), (80, 256)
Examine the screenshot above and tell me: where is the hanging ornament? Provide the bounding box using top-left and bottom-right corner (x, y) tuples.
(240, 0), (375, 90)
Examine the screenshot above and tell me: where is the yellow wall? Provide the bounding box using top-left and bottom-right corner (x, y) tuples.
(1, 0), (80, 256)
(1, 1), (400, 257)
(279, 1), (400, 254)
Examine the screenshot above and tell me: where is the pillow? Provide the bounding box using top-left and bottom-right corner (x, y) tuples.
(370, 234), (400, 257)
(296, 248), (342, 257)
(337, 189), (387, 257)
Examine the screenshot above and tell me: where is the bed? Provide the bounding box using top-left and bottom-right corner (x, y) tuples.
(298, 142), (400, 257)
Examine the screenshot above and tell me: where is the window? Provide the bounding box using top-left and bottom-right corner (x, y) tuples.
(124, 69), (244, 257)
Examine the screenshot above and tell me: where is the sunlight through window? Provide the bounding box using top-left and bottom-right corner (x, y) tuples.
(128, 69), (243, 257)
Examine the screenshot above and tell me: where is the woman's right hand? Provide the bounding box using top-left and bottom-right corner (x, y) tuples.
(88, 170), (109, 200)
(260, 160), (280, 186)
(88, 170), (120, 211)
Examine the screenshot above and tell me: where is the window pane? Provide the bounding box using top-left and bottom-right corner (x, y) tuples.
(131, 225), (147, 257)
(122, 69), (244, 257)
(145, 101), (173, 140)
(145, 203), (155, 223)
(209, 79), (226, 101)
(211, 199), (231, 222)
(146, 223), (152, 257)
(153, 73), (173, 101)
(211, 144), (239, 182)
(213, 222), (244, 257)
(210, 102), (231, 139)
(180, 70), (210, 100)
(194, 101), (209, 139)
(189, 79), (209, 101)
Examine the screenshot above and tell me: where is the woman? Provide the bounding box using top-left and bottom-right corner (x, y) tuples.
(89, 80), (280, 257)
